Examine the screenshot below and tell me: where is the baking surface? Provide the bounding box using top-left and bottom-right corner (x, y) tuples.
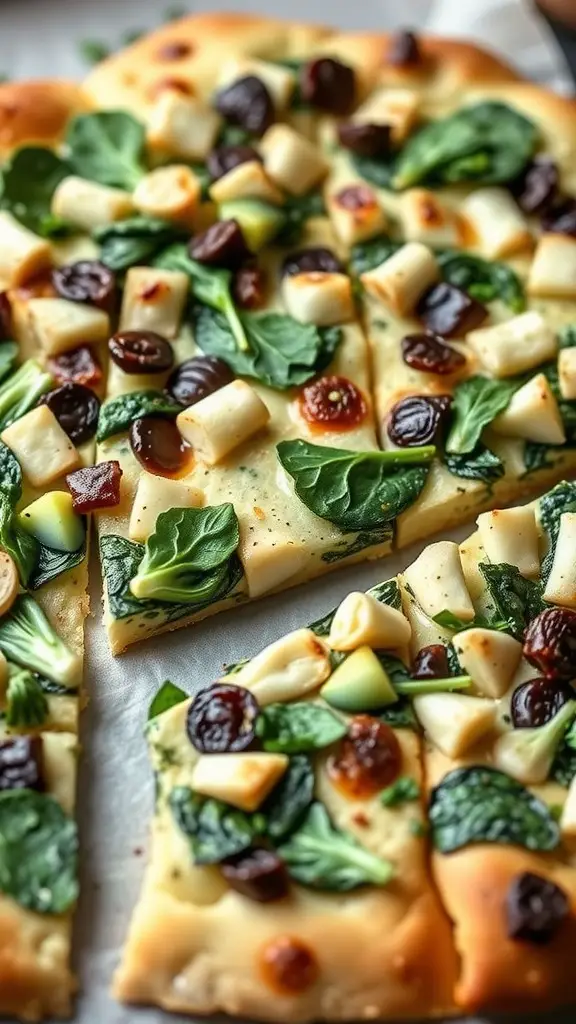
(0, 1), (575, 1022)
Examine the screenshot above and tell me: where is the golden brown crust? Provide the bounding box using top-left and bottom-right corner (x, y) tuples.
(0, 80), (87, 157)
(0, 899), (75, 1022)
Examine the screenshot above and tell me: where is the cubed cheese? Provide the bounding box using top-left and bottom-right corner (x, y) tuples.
(129, 474), (204, 543)
(147, 93), (221, 161)
(177, 380), (270, 466)
(327, 184), (387, 247)
(282, 271), (354, 326)
(403, 540), (475, 622)
(0, 551), (18, 618)
(219, 58), (295, 110)
(414, 693), (496, 757)
(528, 234), (576, 299)
(328, 590), (411, 652)
(0, 211), (51, 287)
(558, 347), (576, 400)
(461, 187), (532, 259)
(209, 160), (284, 205)
(398, 189), (459, 248)
(132, 166), (201, 227)
(191, 752), (288, 812)
(2, 405), (80, 487)
(560, 775), (576, 837)
(27, 297), (110, 357)
(353, 86), (419, 143)
(240, 531), (308, 599)
(467, 311), (557, 379)
(543, 512), (576, 609)
(51, 176), (134, 231)
(454, 628), (523, 698)
(119, 267), (188, 339)
(476, 506), (540, 579)
(492, 373), (565, 444)
(361, 242), (439, 317)
(224, 628), (331, 705)
(260, 124), (328, 196)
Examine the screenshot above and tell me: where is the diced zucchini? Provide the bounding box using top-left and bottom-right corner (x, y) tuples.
(18, 492), (85, 553)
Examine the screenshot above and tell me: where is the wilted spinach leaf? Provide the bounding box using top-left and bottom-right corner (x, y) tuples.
(96, 389), (181, 441)
(0, 790), (78, 913)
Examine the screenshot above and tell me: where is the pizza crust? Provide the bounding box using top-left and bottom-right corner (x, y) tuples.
(0, 80), (87, 158)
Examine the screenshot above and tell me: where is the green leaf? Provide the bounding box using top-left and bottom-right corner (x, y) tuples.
(277, 438), (435, 531)
(522, 441), (558, 476)
(5, 664), (48, 729)
(552, 729), (576, 787)
(169, 786), (257, 864)
(96, 389), (181, 441)
(79, 38), (110, 64)
(436, 250), (525, 312)
(0, 342), (19, 384)
(379, 699), (419, 730)
(539, 480), (576, 583)
(320, 527), (392, 564)
(0, 147), (72, 236)
(349, 235), (402, 276)
(394, 675), (472, 695)
(0, 493), (39, 586)
(28, 542), (86, 591)
(446, 375), (518, 455)
(380, 776), (420, 807)
(278, 802), (394, 890)
(350, 152), (396, 190)
(429, 765), (560, 854)
(263, 754), (315, 840)
(148, 681), (188, 722)
(444, 444), (505, 484)
(559, 324), (576, 350)
(0, 359), (54, 432)
(432, 609), (506, 633)
(369, 578), (402, 610)
(479, 562), (546, 639)
(256, 702), (347, 753)
(99, 533), (200, 624)
(95, 216), (187, 270)
(66, 111), (146, 190)
(0, 595), (80, 688)
(0, 790), (78, 913)
(275, 190), (326, 245)
(0, 439), (22, 504)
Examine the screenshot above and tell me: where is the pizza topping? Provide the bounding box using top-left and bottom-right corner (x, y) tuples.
(506, 872), (569, 945)
(129, 474), (203, 543)
(228, 629), (331, 705)
(191, 752), (289, 811)
(417, 283), (488, 338)
(48, 346), (102, 389)
(260, 936), (319, 993)
(255, 702), (347, 753)
(321, 646), (398, 712)
(523, 608), (576, 680)
(0, 594), (81, 689)
(337, 122), (391, 158)
(210, 161), (284, 208)
(177, 379), (270, 466)
(460, 187), (532, 260)
(27, 297), (111, 358)
(260, 124), (329, 196)
(19, 490), (84, 555)
(403, 540), (475, 623)
(2, 403), (81, 487)
(300, 57), (355, 113)
(189, 219), (250, 269)
(186, 683), (259, 753)
(327, 591), (411, 652)
(414, 693), (496, 758)
(299, 375), (367, 431)
(541, 197), (576, 236)
(129, 415), (192, 477)
(215, 75), (274, 137)
(281, 246), (343, 278)
(165, 355), (234, 406)
(387, 393), (451, 447)
(147, 93), (222, 162)
(328, 715), (402, 798)
(412, 644), (450, 679)
(401, 332), (465, 375)
(494, 700), (576, 784)
(42, 382), (101, 445)
(52, 260), (117, 310)
(96, 390), (181, 442)
(336, 184), (378, 213)
(454, 629), (522, 699)
(512, 156), (559, 215)
(361, 241), (440, 317)
(66, 461), (123, 514)
(476, 507), (540, 581)
(232, 265), (266, 309)
(0, 736), (44, 792)
(387, 29), (422, 66)
(207, 143), (262, 182)
(108, 330), (174, 374)
(0, 211), (52, 288)
(221, 846), (289, 902)
(0, 293), (12, 340)
(0, 551), (18, 618)
(511, 678), (573, 729)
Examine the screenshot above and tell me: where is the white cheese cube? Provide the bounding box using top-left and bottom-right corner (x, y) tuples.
(191, 752), (288, 812)
(132, 166), (201, 228)
(2, 405), (80, 487)
(282, 271), (354, 326)
(476, 506), (540, 579)
(225, 628), (331, 705)
(120, 267), (188, 339)
(219, 58), (295, 110)
(454, 628), (523, 699)
(558, 347), (576, 400)
(543, 512), (576, 609)
(361, 242), (439, 317)
(398, 189), (459, 248)
(327, 184), (387, 247)
(403, 541), (475, 623)
(51, 176), (134, 232)
(0, 211), (51, 287)
(129, 474), (204, 543)
(147, 93), (221, 162)
(492, 373), (565, 445)
(414, 693), (496, 757)
(528, 234), (576, 299)
(176, 380), (270, 466)
(260, 124), (328, 196)
(460, 187), (532, 259)
(467, 312), (557, 379)
(27, 298), (110, 357)
(209, 160), (284, 205)
(328, 590), (411, 652)
(354, 86), (419, 143)
(240, 532), (308, 598)
(560, 775), (576, 837)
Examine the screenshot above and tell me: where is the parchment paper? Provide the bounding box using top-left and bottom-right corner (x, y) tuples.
(0, 1), (574, 1021)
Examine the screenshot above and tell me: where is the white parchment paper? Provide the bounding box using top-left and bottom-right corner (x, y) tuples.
(0, 1), (574, 1021)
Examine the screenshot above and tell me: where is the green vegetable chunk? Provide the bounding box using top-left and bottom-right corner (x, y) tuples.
(436, 250), (526, 312)
(0, 147), (72, 236)
(321, 646), (398, 711)
(479, 562), (546, 639)
(96, 389), (181, 441)
(99, 533), (200, 623)
(66, 111), (146, 190)
(0, 342), (18, 384)
(0, 359), (54, 432)
(0, 790), (78, 913)
(0, 493), (39, 586)
(539, 480), (576, 583)
(5, 664), (48, 729)
(169, 786), (257, 864)
(444, 445), (504, 484)
(148, 680), (188, 722)
(380, 776), (420, 807)
(263, 754), (315, 840)
(349, 235), (402, 276)
(95, 216), (187, 270)
(0, 439), (22, 503)
(276, 190), (325, 246)
(256, 702), (346, 753)
(218, 198), (286, 251)
(446, 376), (518, 455)
(28, 545), (86, 591)
(0, 595), (80, 688)
(18, 492), (85, 553)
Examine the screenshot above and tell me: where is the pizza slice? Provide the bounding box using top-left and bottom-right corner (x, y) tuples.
(116, 479), (576, 1019)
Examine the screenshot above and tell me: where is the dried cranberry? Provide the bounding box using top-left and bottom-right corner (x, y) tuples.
(232, 265), (266, 309)
(130, 416), (191, 477)
(42, 382), (100, 445)
(412, 644), (450, 680)
(299, 375), (367, 431)
(506, 872), (569, 944)
(335, 184), (375, 211)
(387, 393), (451, 447)
(156, 41), (192, 61)
(328, 715), (402, 798)
(186, 682), (259, 753)
(222, 847), (289, 902)
(401, 332), (465, 375)
(47, 346), (102, 389)
(512, 156), (559, 215)
(0, 736), (44, 791)
(207, 144), (262, 182)
(52, 260), (116, 311)
(189, 219), (251, 268)
(108, 330), (174, 375)
(417, 283), (488, 339)
(523, 608), (576, 680)
(300, 57), (355, 114)
(388, 30), (422, 67)
(66, 461), (123, 514)
(542, 197), (576, 236)
(0, 292), (13, 340)
(281, 246), (343, 278)
(337, 122), (391, 158)
(511, 677), (573, 729)
(215, 75), (274, 137)
(261, 936), (319, 994)
(165, 355), (234, 407)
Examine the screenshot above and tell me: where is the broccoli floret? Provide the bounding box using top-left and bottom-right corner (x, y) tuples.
(5, 663), (48, 728)
(0, 360), (54, 432)
(0, 595), (81, 689)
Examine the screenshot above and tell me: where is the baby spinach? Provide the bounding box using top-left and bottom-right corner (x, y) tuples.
(559, 324), (576, 349)
(256, 702), (347, 753)
(380, 699), (419, 730)
(349, 235), (401, 276)
(96, 390), (181, 441)
(351, 152), (396, 190)
(444, 444), (504, 484)
(552, 722), (576, 787)
(0, 359), (54, 433)
(370, 578), (403, 610)
(0, 790), (78, 913)
(0, 493), (39, 586)
(263, 754), (315, 840)
(0, 342), (18, 385)
(392, 102), (538, 189)
(0, 440), (22, 504)
(99, 534), (193, 623)
(28, 541), (86, 591)
(436, 250), (525, 313)
(0, 147), (71, 236)
(539, 480), (576, 583)
(278, 802), (394, 890)
(321, 527), (392, 564)
(275, 190), (325, 246)
(446, 375), (518, 455)
(169, 786), (257, 864)
(277, 438), (435, 531)
(5, 664), (48, 729)
(148, 680), (188, 722)
(95, 216), (187, 270)
(66, 111), (146, 190)
(429, 765), (560, 854)
(522, 441), (559, 476)
(479, 562), (546, 639)
(380, 776), (420, 807)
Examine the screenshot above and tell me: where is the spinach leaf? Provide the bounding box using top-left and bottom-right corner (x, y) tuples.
(429, 765), (559, 854)
(169, 785), (256, 864)
(0, 359), (54, 433)
(369, 577), (402, 609)
(376, 653), (411, 686)
(96, 390), (181, 441)
(95, 216), (187, 271)
(380, 699), (419, 730)
(256, 703), (346, 753)
(148, 680), (188, 722)
(28, 542), (86, 591)
(66, 111), (146, 190)
(446, 642), (462, 677)
(0, 342), (18, 385)
(444, 444), (505, 484)
(278, 802), (394, 890)
(5, 664), (48, 729)
(539, 481), (576, 583)
(100, 534), (193, 623)
(446, 375), (518, 455)
(349, 235), (402, 276)
(559, 324), (576, 349)
(0, 147), (71, 236)
(79, 38), (110, 64)
(436, 250), (525, 312)
(0, 790), (78, 913)
(552, 726), (576, 787)
(393, 102), (538, 189)
(0, 493), (39, 586)
(277, 438), (435, 531)
(380, 776), (420, 807)
(479, 562), (546, 639)
(350, 152), (396, 190)
(276, 190), (325, 246)
(0, 440), (22, 503)
(321, 527), (392, 564)
(263, 754), (315, 840)
(522, 441), (558, 476)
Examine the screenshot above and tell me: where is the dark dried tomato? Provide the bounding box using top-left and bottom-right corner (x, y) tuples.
(222, 847), (289, 902)
(42, 382), (100, 445)
(412, 644), (450, 680)
(186, 682), (259, 753)
(328, 715), (402, 799)
(47, 346), (102, 389)
(337, 122), (391, 158)
(401, 332), (465, 375)
(300, 57), (355, 114)
(108, 330), (174, 375)
(417, 283), (488, 339)
(387, 393), (451, 448)
(299, 375), (367, 431)
(52, 260), (116, 311)
(189, 219), (251, 267)
(156, 41), (192, 61)
(523, 607), (576, 681)
(0, 736), (44, 791)
(388, 30), (422, 67)
(66, 461), (123, 514)
(335, 184), (375, 211)
(232, 265), (266, 309)
(261, 936), (319, 994)
(215, 75), (274, 137)
(165, 355), (234, 407)
(506, 872), (569, 944)
(130, 416), (191, 477)
(207, 144), (262, 182)
(281, 246), (343, 278)
(511, 677), (573, 729)
(512, 156), (559, 216)
(0, 291), (13, 340)
(542, 197), (576, 237)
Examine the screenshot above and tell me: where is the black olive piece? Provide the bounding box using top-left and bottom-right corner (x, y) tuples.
(506, 872), (569, 944)
(0, 736), (44, 791)
(165, 355), (234, 407)
(417, 283), (488, 339)
(512, 156), (559, 216)
(189, 219), (251, 268)
(300, 57), (356, 114)
(387, 394), (451, 448)
(281, 246), (344, 278)
(511, 677), (573, 729)
(207, 144), (262, 182)
(52, 260), (117, 310)
(108, 330), (174, 375)
(388, 30), (422, 67)
(215, 75), (274, 137)
(42, 382), (101, 446)
(221, 847), (290, 902)
(542, 197), (576, 237)
(337, 122), (391, 158)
